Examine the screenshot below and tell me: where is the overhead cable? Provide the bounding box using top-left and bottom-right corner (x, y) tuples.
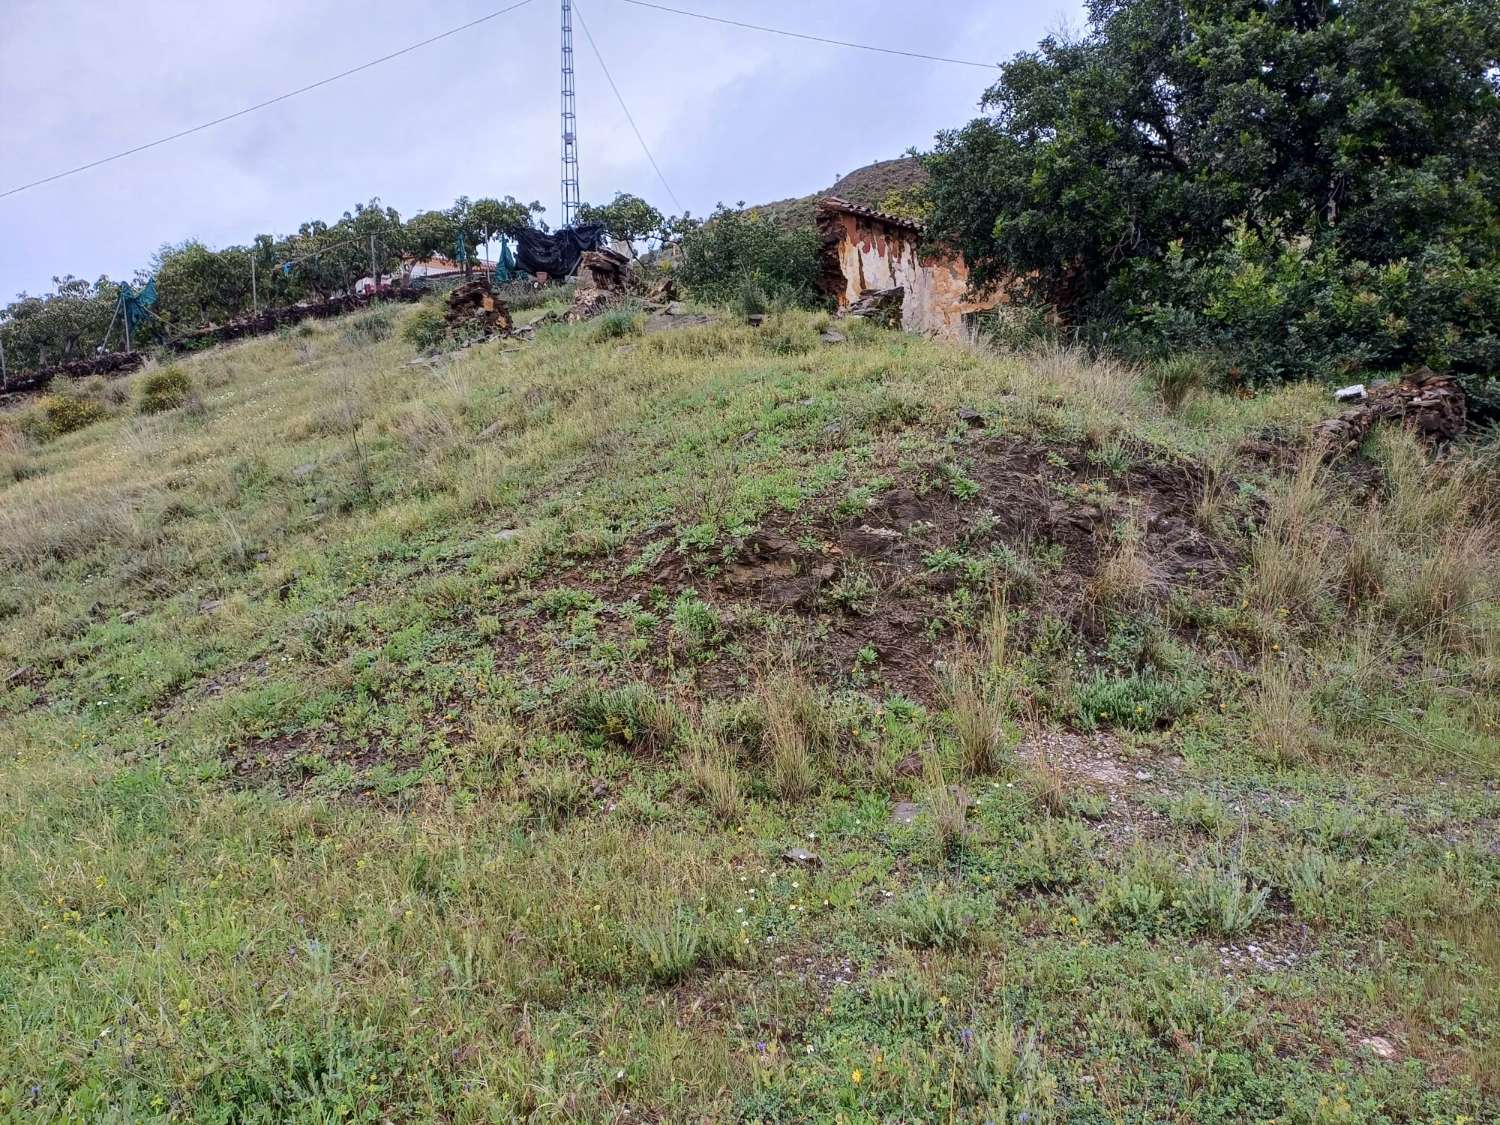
(0, 0), (542, 200)
(573, 0), (685, 213)
(617, 0), (999, 70)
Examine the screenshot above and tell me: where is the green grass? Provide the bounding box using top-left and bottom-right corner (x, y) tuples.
(1, 301), (1497, 1121)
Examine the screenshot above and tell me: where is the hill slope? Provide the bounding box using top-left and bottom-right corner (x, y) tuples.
(1, 300), (1498, 1120)
(752, 156), (930, 230)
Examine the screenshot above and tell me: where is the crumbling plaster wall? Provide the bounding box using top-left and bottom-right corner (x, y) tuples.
(823, 210), (998, 340)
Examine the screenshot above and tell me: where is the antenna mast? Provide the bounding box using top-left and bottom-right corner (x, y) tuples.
(561, 0), (581, 228)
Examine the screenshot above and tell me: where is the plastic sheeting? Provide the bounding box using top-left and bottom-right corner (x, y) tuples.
(514, 224), (606, 279)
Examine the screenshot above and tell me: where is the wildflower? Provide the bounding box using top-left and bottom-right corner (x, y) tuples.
(851, 1068), (863, 1085)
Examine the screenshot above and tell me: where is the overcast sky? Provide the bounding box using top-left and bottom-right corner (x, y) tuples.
(1, 1), (1082, 301)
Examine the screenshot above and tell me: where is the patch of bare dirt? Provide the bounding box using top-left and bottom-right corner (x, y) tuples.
(510, 436), (1243, 702)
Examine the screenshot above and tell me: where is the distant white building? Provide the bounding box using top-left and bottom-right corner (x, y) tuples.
(353, 256), (497, 294)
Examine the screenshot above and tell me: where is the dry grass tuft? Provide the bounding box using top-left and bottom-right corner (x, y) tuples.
(1392, 526), (1494, 642)
(759, 655), (826, 799)
(944, 647), (1016, 779)
(1085, 521), (1157, 626)
(1341, 506), (1389, 605)
(683, 734), (746, 824)
(1246, 452), (1331, 614)
(1247, 659), (1322, 764)
(923, 754), (968, 860)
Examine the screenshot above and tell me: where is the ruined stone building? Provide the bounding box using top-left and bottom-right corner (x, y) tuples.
(815, 197), (1003, 341)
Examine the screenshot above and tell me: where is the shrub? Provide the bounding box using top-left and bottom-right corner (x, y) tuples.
(675, 205), (823, 308)
(1177, 864), (1270, 937)
(631, 910), (736, 984)
(37, 393), (108, 437)
(401, 305), (448, 352)
(138, 366), (192, 414)
(1073, 669), (1203, 732)
(526, 767), (589, 830)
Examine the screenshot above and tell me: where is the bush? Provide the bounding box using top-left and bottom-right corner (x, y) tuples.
(138, 366), (192, 414)
(675, 205), (823, 308)
(37, 393), (108, 437)
(1130, 231), (1500, 389)
(401, 305), (448, 352)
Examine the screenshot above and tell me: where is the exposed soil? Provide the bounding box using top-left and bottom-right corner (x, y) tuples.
(506, 436), (1243, 702)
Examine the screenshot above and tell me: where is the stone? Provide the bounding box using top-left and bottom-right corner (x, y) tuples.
(747, 314), (767, 328)
(1334, 383), (1367, 402)
(819, 330), (847, 344)
(1358, 1036), (1399, 1061)
(292, 462), (317, 479)
(958, 406), (985, 427)
(781, 847), (821, 866)
(891, 801), (921, 826)
(494, 529), (522, 543)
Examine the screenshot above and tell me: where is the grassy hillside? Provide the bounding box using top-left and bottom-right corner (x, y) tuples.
(752, 157), (929, 231)
(1, 296), (1498, 1121)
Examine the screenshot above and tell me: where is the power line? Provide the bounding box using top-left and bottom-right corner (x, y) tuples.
(0, 0), (543, 201)
(573, 0), (684, 213)
(617, 0), (999, 70)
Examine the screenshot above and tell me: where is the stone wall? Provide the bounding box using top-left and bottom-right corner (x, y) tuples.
(816, 203), (1001, 340)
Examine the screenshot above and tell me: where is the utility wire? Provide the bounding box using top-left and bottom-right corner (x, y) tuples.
(0, 0), (542, 201)
(573, 0), (684, 213)
(617, 0), (999, 70)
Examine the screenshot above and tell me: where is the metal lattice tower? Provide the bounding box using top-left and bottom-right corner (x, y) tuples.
(560, 0), (581, 228)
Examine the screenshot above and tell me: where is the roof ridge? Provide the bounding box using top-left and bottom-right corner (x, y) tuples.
(817, 195), (925, 232)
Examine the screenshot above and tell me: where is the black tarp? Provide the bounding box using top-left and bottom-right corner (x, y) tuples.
(514, 224), (607, 279)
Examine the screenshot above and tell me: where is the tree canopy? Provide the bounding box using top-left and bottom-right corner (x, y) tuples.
(578, 193), (668, 251)
(925, 0), (1500, 386)
(2, 191), (550, 374)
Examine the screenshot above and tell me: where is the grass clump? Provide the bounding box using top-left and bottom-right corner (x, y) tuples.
(592, 308), (643, 341)
(759, 659), (828, 799)
(340, 308), (394, 346)
(30, 392), (108, 438)
(137, 366), (193, 414)
(401, 304), (448, 352)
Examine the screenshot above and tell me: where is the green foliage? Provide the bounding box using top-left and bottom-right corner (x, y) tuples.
(36, 393), (108, 438)
(578, 193), (667, 248)
(631, 910), (735, 984)
(926, 0), (1500, 385)
(401, 305), (448, 353)
(0, 276), (121, 371)
(566, 683), (679, 752)
(1073, 669), (1204, 731)
(137, 366), (192, 415)
(676, 205), (823, 308)
(592, 309), (643, 341)
(891, 885), (990, 949)
(341, 309), (394, 346)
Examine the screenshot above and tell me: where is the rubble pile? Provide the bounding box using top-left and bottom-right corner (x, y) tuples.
(567, 248), (631, 322)
(445, 279), (514, 337)
(0, 350), (145, 398)
(1312, 368), (1467, 459)
(838, 286), (904, 329)
(176, 289), (423, 348)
